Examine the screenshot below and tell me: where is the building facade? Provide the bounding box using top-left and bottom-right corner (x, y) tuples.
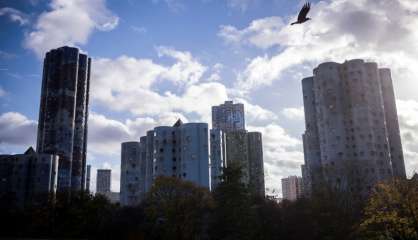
(86, 165), (91, 192)
(225, 130), (265, 196)
(209, 129), (226, 190)
(120, 141), (142, 206)
(212, 101), (245, 132)
(120, 120), (210, 206)
(282, 176), (303, 201)
(36, 46), (91, 192)
(153, 120), (209, 188)
(0, 147), (59, 207)
(302, 59), (406, 198)
(96, 169), (111, 194)
(210, 101), (265, 196)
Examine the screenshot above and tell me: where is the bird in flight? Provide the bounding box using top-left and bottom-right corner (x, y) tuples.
(291, 2), (311, 25)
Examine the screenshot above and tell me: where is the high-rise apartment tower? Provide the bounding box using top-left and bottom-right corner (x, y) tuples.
(302, 59), (406, 197)
(36, 46), (91, 191)
(96, 169), (111, 194)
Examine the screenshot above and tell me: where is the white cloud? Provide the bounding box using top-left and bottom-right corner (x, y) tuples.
(248, 123), (303, 195)
(219, 16), (285, 49)
(233, 97), (278, 126)
(396, 99), (418, 176)
(0, 112), (37, 147)
(91, 48), (225, 123)
(25, 0), (119, 58)
(156, 46), (207, 85)
(219, 0), (418, 92)
(282, 107), (304, 121)
(0, 7), (29, 25)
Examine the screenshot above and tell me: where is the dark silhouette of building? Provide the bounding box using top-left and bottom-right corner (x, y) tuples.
(211, 101), (265, 196)
(0, 147), (59, 207)
(36, 46), (91, 192)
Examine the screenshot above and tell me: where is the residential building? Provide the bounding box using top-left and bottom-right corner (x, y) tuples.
(210, 101), (265, 196)
(209, 128), (226, 190)
(120, 141), (142, 206)
(86, 165), (91, 192)
(120, 120), (210, 206)
(225, 130), (265, 196)
(212, 100), (245, 132)
(0, 147), (59, 207)
(96, 169), (111, 194)
(36, 46), (91, 192)
(302, 59), (406, 198)
(153, 119), (209, 188)
(282, 176), (303, 201)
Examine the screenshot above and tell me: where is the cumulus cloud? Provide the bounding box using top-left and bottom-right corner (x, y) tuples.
(0, 112), (37, 147)
(25, 0), (119, 58)
(0, 7), (29, 25)
(88, 112), (190, 156)
(282, 107), (304, 121)
(247, 123), (303, 195)
(91, 47), (225, 123)
(219, 0), (418, 92)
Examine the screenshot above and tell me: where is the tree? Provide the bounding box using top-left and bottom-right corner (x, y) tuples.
(209, 163), (256, 240)
(359, 178), (418, 240)
(143, 176), (214, 240)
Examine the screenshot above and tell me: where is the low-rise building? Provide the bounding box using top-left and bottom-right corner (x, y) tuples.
(0, 147), (59, 207)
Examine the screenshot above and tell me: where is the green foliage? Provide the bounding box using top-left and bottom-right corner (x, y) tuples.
(1, 173), (417, 240)
(358, 178), (418, 240)
(143, 176), (214, 240)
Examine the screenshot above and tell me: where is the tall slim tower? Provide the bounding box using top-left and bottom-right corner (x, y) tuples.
(96, 169), (111, 194)
(302, 59), (406, 198)
(120, 141), (142, 206)
(86, 165), (91, 192)
(211, 101), (265, 196)
(36, 46), (91, 191)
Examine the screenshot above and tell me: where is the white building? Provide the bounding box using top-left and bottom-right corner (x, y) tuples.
(282, 176), (303, 201)
(302, 59), (406, 198)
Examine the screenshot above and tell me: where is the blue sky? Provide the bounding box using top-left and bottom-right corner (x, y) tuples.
(1, 0), (418, 195)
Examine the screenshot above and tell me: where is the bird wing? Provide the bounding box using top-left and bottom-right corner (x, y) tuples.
(297, 2), (311, 21)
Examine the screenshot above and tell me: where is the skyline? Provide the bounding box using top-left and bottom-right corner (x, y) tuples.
(1, 0), (418, 196)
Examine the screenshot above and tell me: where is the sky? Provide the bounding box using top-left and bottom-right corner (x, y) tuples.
(1, 0), (418, 196)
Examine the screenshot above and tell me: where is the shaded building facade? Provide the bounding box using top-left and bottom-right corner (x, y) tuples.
(120, 120), (210, 206)
(86, 165), (91, 192)
(36, 46), (91, 192)
(153, 120), (209, 188)
(211, 101), (265, 196)
(0, 147), (59, 207)
(302, 59), (406, 198)
(120, 141), (142, 206)
(96, 169), (111, 194)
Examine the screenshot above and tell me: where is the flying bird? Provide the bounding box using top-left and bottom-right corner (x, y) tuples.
(291, 2), (311, 25)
